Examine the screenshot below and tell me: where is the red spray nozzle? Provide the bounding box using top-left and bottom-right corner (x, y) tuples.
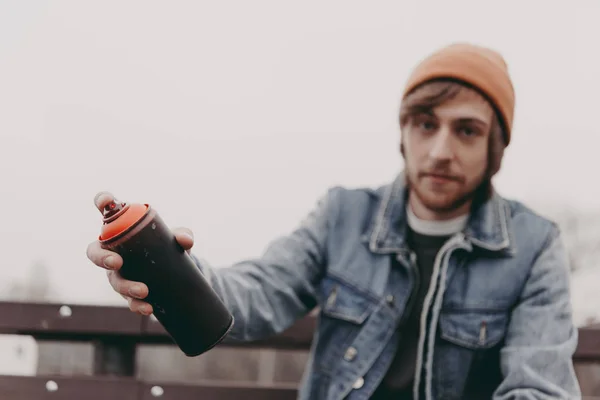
(102, 200), (130, 223)
(99, 198), (148, 241)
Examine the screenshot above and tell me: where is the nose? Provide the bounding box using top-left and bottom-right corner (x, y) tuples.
(428, 126), (453, 161)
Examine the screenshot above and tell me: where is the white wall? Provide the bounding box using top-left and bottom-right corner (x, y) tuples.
(0, 1), (598, 309)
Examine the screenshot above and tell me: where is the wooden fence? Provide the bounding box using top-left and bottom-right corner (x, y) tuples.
(0, 301), (599, 399)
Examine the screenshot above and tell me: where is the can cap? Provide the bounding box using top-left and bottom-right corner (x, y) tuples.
(99, 199), (148, 241)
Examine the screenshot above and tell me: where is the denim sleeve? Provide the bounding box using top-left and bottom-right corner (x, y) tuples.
(493, 226), (582, 399)
(189, 188), (337, 342)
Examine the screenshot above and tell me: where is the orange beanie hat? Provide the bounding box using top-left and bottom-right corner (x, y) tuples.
(402, 43), (515, 145)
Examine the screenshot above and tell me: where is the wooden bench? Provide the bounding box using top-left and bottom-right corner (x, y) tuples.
(0, 301), (599, 399)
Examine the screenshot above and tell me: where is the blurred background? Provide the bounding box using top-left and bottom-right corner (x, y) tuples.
(0, 0), (599, 391)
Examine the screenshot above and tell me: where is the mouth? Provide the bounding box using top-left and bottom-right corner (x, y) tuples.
(421, 173), (461, 184)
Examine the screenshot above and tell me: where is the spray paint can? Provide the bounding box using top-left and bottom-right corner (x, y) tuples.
(98, 198), (234, 357)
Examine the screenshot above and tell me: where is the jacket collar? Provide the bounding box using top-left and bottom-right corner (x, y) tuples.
(366, 173), (515, 255)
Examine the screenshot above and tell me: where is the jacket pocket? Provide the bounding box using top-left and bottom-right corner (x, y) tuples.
(320, 277), (376, 325)
(438, 309), (509, 349)
(315, 277), (378, 374)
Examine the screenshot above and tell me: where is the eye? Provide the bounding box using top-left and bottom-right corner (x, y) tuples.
(412, 115), (437, 132)
(458, 126), (478, 137)
(420, 121), (436, 131)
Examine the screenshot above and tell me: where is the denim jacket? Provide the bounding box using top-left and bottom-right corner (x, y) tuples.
(193, 175), (581, 399)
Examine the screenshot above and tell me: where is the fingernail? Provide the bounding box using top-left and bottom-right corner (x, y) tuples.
(129, 286), (143, 298)
(103, 256), (116, 269)
(182, 233), (193, 241)
(140, 306), (152, 316)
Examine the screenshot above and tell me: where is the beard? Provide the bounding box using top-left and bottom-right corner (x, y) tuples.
(405, 168), (484, 214)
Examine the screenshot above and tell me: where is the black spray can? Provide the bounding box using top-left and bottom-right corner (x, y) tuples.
(98, 199), (234, 357)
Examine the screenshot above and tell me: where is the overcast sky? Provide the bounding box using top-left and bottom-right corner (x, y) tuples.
(0, 1), (598, 305)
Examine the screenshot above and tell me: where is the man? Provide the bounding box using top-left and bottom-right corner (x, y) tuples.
(86, 43), (581, 399)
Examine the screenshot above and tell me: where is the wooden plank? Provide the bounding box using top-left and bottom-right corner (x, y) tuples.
(1, 301), (600, 361)
(575, 327), (600, 360)
(0, 300), (314, 349)
(139, 381), (297, 400)
(142, 313), (316, 350)
(0, 375), (139, 400)
(0, 302), (143, 339)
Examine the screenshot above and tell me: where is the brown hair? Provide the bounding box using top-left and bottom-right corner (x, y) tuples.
(399, 79), (506, 180)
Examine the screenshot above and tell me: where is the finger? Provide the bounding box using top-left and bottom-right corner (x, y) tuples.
(173, 227), (194, 253)
(94, 191), (115, 213)
(127, 297), (153, 315)
(106, 270), (149, 299)
(86, 240), (123, 270)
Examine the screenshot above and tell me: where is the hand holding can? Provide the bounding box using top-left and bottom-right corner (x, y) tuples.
(91, 192), (234, 357)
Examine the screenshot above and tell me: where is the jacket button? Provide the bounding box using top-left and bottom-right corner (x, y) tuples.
(344, 346), (357, 361)
(386, 295), (395, 305)
(352, 377), (364, 389)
